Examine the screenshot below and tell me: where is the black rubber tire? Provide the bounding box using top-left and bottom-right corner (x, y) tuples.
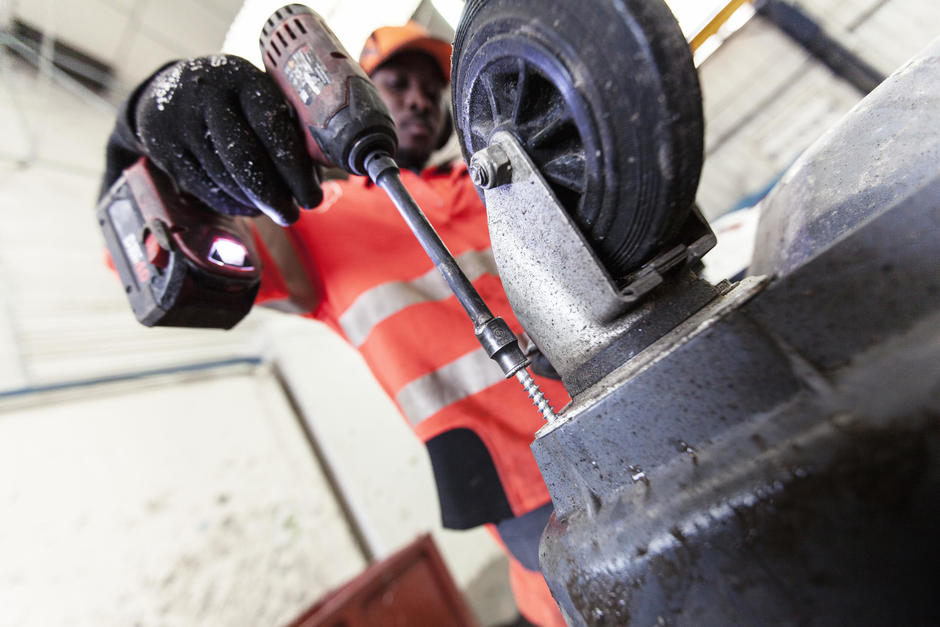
(452, 0), (704, 277)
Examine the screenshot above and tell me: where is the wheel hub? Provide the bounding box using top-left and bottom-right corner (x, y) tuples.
(462, 41), (603, 233)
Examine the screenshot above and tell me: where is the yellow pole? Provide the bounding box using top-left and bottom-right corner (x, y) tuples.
(690, 0), (754, 52)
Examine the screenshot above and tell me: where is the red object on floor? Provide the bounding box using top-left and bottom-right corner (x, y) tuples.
(286, 534), (479, 627)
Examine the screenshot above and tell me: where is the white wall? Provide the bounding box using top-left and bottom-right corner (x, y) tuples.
(8, 0), (244, 93)
(696, 0), (940, 219)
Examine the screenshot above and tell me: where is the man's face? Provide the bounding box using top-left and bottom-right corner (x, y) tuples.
(370, 51), (446, 171)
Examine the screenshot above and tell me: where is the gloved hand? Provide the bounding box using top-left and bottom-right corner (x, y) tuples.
(133, 55), (321, 225)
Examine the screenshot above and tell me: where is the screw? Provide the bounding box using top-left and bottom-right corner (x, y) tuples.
(516, 369), (559, 422)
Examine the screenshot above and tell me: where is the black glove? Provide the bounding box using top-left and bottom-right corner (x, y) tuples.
(134, 55), (321, 225)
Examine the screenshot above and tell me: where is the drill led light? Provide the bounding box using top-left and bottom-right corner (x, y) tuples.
(208, 237), (252, 269)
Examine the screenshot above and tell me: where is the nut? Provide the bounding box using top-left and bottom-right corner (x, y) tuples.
(469, 145), (512, 189)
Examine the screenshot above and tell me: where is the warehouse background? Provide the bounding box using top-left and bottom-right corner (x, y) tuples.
(0, 1), (937, 625)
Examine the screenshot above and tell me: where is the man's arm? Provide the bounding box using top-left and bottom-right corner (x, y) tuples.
(99, 63), (174, 199)
(100, 55), (326, 315)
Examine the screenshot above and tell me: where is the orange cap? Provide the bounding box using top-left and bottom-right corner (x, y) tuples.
(359, 22), (452, 82)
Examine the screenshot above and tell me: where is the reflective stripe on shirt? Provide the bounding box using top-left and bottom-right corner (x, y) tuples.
(396, 346), (507, 427)
(339, 247), (498, 348)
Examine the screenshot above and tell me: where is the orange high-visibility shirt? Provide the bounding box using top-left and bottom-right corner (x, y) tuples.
(254, 162), (569, 526)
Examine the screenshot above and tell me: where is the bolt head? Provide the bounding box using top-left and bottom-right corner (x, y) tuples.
(469, 163), (489, 187)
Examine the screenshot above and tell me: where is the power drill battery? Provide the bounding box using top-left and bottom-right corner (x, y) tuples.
(97, 157), (261, 329)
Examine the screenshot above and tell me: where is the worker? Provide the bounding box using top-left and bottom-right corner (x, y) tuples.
(101, 21), (569, 627)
